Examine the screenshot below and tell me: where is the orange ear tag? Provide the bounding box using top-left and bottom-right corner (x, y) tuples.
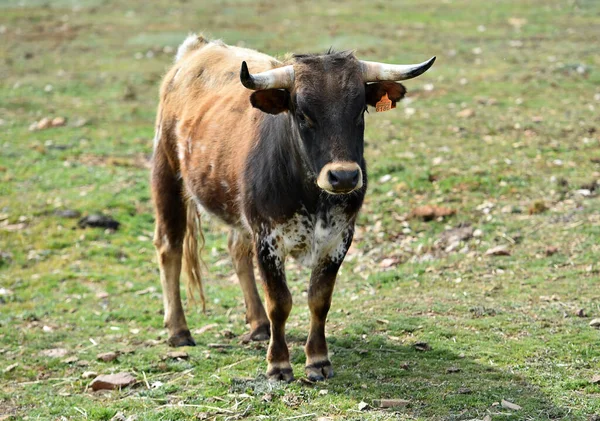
(375, 93), (393, 112)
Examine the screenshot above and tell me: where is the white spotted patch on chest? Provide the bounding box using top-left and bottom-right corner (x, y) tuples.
(276, 207), (351, 268)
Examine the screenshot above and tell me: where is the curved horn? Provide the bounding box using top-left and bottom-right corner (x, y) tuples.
(360, 56), (436, 82)
(240, 61), (294, 90)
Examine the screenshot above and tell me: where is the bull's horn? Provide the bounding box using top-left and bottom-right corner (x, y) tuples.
(360, 56), (436, 82)
(240, 62), (294, 90)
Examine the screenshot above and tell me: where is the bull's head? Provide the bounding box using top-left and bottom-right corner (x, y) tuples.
(240, 52), (435, 195)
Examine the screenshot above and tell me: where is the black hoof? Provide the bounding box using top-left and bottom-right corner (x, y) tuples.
(167, 330), (196, 347)
(305, 361), (334, 382)
(241, 324), (270, 344)
(266, 366), (294, 383)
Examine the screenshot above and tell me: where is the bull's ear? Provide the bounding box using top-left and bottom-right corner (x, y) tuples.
(365, 81), (406, 108)
(250, 89), (290, 114)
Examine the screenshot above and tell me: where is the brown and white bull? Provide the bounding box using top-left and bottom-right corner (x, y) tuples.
(151, 34), (434, 381)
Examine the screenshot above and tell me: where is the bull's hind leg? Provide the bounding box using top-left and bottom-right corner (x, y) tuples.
(228, 230), (270, 343)
(151, 147), (195, 347)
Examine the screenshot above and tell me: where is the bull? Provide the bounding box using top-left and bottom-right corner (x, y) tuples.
(151, 34), (434, 381)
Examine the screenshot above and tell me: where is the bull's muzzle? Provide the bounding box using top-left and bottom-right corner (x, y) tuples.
(317, 162), (363, 194)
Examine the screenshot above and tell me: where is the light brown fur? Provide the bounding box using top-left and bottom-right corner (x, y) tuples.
(158, 40), (282, 225)
(152, 38), (283, 347)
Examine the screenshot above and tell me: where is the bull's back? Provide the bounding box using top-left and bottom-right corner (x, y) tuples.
(156, 36), (280, 225)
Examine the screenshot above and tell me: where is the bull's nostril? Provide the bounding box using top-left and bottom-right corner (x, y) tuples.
(327, 169), (359, 192)
(328, 171), (340, 185)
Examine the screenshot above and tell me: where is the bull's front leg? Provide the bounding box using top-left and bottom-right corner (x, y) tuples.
(255, 231), (294, 382)
(305, 228), (354, 381)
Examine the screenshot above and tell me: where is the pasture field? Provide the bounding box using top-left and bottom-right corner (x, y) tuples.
(1, 0), (599, 419)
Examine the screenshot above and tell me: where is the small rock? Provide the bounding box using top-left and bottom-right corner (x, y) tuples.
(89, 372), (136, 391)
(193, 324), (218, 335)
(207, 343), (232, 350)
(439, 225), (474, 247)
(54, 209), (81, 218)
(576, 309), (586, 318)
(485, 245), (511, 256)
(528, 200), (548, 215)
(221, 329), (236, 339)
(376, 399), (410, 408)
(457, 387), (472, 394)
(82, 371), (98, 379)
(590, 375), (600, 384)
(35, 117), (52, 130)
(446, 366), (461, 374)
(545, 246), (558, 256)
(61, 356), (79, 364)
(501, 399), (522, 411)
(135, 286), (157, 296)
(410, 205), (456, 221)
(576, 189), (592, 197)
(470, 306), (497, 317)
(78, 214), (120, 230)
(508, 17), (528, 28)
(539, 294), (560, 302)
(380, 257), (399, 268)
(29, 116), (67, 131)
(3, 363), (18, 373)
(164, 351), (189, 360)
(456, 108), (475, 118)
(97, 351), (119, 362)
(413, 342), (431, 352)
(40, 348), (69, 358)
(51, 117), (66, 127)
(590, 319), (600, 328)
(357, 401), (370, 411)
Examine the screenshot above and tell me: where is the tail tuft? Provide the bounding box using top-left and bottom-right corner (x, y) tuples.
(183, 199), (206, 312)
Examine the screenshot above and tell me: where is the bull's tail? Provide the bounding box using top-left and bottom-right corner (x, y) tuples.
(182, 199), (206, 312)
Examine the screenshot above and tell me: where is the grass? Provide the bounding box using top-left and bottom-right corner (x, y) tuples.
(1, 0), (599, 419)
